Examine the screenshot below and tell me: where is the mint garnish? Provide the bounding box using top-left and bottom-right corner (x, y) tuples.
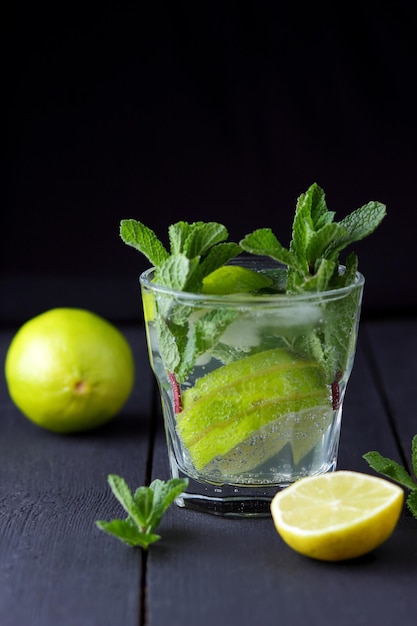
(96, 474), (189, 549)
(120, 219), (242, 383)
(240, 183), (386, 294)
(120, 219), (241, 292)
(239, 183), (386, 382)
(363, 435), (417, 520)
(120, 184), (386, 388)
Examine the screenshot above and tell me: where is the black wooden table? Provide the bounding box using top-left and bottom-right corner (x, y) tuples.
(1, 316), (416, 626)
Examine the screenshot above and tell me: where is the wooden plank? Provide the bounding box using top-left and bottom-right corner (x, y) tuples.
(145, 335), (416, 626)
(362, 317), (417, 468)
(337, 330), (404, 471)
(0, 326), (151, 626)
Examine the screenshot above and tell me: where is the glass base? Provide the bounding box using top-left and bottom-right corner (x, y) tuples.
(175, 480), (277, 517)
(173, 462), (337, 517)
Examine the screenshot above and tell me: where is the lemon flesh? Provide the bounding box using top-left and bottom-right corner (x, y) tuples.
(5, 308), (135, 433)
(270, 470), (404, 561)
(202, 265), (273, 295)
(177, 348), (332, 471)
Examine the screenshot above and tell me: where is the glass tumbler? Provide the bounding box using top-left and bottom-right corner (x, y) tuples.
(140, 258), (364, 517)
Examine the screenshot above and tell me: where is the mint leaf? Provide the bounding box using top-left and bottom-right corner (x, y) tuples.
(107, 474), (145, 528)
(168, 221), (193, 255)
(295, 257), (336, 293)
(199, 242), (242, 277)
(406, 490), (417, 520)
(133, 486), (155, 524)
(326, 201), (387, 258)
(177, 308), (238, 381)
(120, 220), (169, 267)
(339, 200), (387, 242)
(363, 451), (416, 491)
(305, 222), (348, 265)
(239, 228), (301, 270)
(168, 221), (229, 258)
(96, 519), (161, 549)
(183, 222), (229, 258)
(289, 187), (315, 270)
(155, 254), (201, 291)
(96, 475), (189, 549)
(363, 436), (417, 520)
(148, 478), (190, 526)
(155, 315), (184, 375)
(311, 187), (335, 228)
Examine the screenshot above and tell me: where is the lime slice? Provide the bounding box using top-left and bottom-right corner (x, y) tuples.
(270, 471), (404, 561)
(142, 290), (155, 322)
(177, 348), (331, 471)
(201, 266), (273, 295)
(200, 404), (333, 478)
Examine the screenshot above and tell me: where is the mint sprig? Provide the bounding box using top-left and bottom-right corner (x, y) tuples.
(240, 183), (386, 294)
(96, 475), (189, 549)
(363, 435), (417, 520)
(120, 220), (242, 383)
(239, 183), (386, 382)
(120, 219), (241, 292)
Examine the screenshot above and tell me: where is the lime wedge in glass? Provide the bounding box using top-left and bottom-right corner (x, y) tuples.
(201, 266), (273, 295)
(177, 348), (332, 471)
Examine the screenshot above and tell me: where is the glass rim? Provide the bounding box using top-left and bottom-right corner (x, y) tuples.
(139, 263), (365, 305)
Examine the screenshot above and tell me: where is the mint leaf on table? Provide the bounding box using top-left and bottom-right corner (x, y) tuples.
(362, 452), (416, 491)
(363, 434), (417, 520)
(96, 475), (189, 549)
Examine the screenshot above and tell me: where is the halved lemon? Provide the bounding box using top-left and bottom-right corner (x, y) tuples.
(270, 470), (404, 561)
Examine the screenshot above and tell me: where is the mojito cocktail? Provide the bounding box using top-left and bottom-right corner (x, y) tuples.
(140, 258), (364, 515)
(122, 182), (385, 516)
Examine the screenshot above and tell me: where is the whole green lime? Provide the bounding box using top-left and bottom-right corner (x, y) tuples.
(4, 308), (135, 433)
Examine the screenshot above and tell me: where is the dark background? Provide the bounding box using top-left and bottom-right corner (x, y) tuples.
(4, 2), (417, 323)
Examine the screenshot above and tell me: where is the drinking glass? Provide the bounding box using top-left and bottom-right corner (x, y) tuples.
(140, 257), (364, 517)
